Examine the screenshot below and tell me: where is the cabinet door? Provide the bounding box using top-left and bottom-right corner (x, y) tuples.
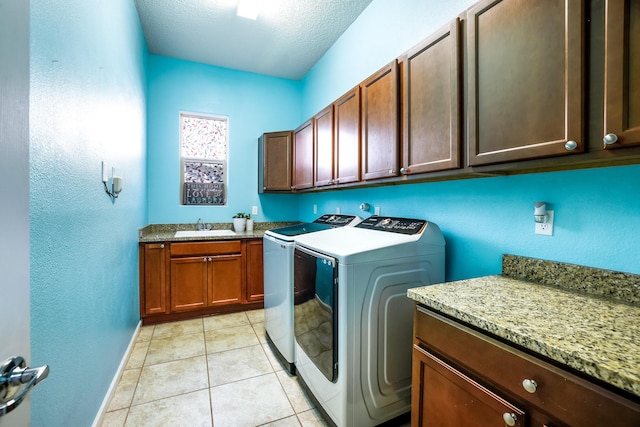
(412, 345), (525, 427)
(292, 119), (314, 190)
(401, 18), (461, 175)
(207, 255), (243, 306)
(170, 256), (208, 312)
(604, 0), (640, 149)
(467, 0), (584, 165)
(142, 243), (168, 315)
(334, 87), (361, 184)
(260, 131), (292, 192)
(314, 105), (335, 187)
(361, 61), (399, 180)
(245, 239), (264, 303)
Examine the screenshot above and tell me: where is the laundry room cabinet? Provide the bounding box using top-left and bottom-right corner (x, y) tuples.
(139, 239), (264, 324)
(293, 119), (314, 190)
(466, 0), (585, 166)
(399, 17), (461, 175)
(259, 131), (293, 193)
(334, 86), (361, 184)
(313, 105), (335, 187)
(170, 241), (243, 311)
(603, 0), (640, 150)
(412, 305), (640, 426)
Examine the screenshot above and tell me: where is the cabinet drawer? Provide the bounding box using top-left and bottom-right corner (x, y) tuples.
(414, 305), (640, 426)
(170, 241), (242, 256)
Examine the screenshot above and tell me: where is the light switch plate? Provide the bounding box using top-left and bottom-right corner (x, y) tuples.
(374, 206), (381, 215)
(535, 210), (554, 236)
(251, 206), (258, 215)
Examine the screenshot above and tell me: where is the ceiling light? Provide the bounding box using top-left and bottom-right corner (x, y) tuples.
(237, 0), (261, 20)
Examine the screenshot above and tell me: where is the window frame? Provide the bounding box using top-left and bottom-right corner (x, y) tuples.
(179, 111), (229, 206)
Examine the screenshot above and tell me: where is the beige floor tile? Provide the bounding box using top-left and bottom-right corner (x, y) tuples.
(132, 355), (209, 405)
(107, 368), (141, 411)
(136, 325), (154, 343)
(152, 318), (203, 339)
(252, 322), (268, 345)
(260, 416), (302, 427)
(100, 408), (128, 427)
(262, 343), (286, 373)
(145, 332), (205, 366)
(203, 311), (249, 330)
(126, 389), (212, 427)
(208, 344), (273, 386)
(205, 324), (259, 353)
(276, 370), (314, 413)
(296, 409), (329, 426)
(125, 340), (149, 369)
(246, 308), (265, 325)
(210, 373), (294, 427)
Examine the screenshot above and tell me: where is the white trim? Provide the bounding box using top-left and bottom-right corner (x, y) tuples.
(91, 320), (142, 427)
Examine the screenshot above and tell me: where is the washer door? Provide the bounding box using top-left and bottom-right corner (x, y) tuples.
(293, 245), (338, 382)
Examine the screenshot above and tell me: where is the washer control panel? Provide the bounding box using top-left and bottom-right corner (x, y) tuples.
(314, 214), (359, 227)
(356, 216), (426, 235)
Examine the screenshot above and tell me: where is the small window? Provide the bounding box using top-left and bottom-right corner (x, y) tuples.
(180, 112), (228, 205)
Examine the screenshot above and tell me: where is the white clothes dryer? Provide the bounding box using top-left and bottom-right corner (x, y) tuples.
(292, 216), (445, 426)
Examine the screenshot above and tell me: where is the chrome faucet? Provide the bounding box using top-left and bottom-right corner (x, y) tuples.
(197, 218), (204, 231)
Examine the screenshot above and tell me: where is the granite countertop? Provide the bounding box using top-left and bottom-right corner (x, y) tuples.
(407, 255), (640, 399)
(139, 221), (299, 243)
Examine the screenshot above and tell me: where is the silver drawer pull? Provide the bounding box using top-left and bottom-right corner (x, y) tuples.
(522, 378), (537, 393)
(1, 356), (49, 416)
(502, 412), (517, 426)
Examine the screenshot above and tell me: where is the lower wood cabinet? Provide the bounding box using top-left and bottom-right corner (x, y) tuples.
(412, 305), (640, 427)
(139, 239), (264, 324)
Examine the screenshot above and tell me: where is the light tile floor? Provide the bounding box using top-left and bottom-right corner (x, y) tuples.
(100, 309), (329, 427)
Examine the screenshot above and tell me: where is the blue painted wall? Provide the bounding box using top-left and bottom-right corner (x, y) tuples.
(147, 55), (301, 224)
(29, 0), (148, 425)
(298, 0), (640, 279)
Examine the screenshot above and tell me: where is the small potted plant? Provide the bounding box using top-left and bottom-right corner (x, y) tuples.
(245, 213), (254, 232)
(232, 212), (247, 232)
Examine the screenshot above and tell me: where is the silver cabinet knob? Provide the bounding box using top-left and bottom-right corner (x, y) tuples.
(203, 257), (207, 262)
(564, 140), (578, 151)
(160, 244), (165, 249)
(603, 133), (618, 145)
(388, 169), (395, 175)
(522, 378), (537, 393)
(400, 167), (408, 174)
(502, 413), (517, 426)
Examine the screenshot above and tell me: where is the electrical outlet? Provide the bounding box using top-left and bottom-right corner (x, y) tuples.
(374, 206), (380, 215)
(313, 204), (317, 214)
(336, 207), (341, 214)
(251, 206), (258, 215)
(535, 210), (554, 236)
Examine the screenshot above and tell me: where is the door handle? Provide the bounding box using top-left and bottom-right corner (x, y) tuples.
(0, 356), (49, 416)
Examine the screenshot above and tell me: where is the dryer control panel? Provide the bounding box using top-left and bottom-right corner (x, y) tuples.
(356, 216), (426, 235)
(314, 214), (359, 227)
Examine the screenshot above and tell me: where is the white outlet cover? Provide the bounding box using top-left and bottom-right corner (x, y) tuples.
(374, 206), (381, 215)
(252, 206), (258, 215)
(535, 210), (554, 236)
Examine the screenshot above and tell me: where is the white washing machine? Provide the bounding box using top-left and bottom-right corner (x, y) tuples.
(292, 216), (445, 426)
(263, 214), (361, 374)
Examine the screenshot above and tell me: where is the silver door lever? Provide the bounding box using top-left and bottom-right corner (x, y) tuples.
(0, 356), (49, 416)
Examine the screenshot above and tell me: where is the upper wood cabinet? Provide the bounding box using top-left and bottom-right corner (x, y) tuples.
(467, 0), (585, 166)
(293, 119), (314, 190)
(259, 131), (292, 193)
(334, 87), (361, 184)
(400, 18), (461, 175)
(314, 105), (335, 187)
(603, 0), (640, 149)
(361, 61), (400, 180)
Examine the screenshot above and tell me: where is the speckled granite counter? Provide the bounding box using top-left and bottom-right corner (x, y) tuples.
(138, 221), (299, 243)
(407, 255), (640, 398)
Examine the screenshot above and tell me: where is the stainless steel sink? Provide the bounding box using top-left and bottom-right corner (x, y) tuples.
(174, 230), (237, 238)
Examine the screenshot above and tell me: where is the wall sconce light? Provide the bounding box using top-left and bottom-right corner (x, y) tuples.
(534, 202), (547, 223)
(102, 161), (123, 202)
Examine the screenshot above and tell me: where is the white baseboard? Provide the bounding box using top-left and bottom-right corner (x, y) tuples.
(91, 320), (142, 427)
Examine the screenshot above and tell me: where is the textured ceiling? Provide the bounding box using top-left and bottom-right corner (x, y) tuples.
(134, 0), (373, 80)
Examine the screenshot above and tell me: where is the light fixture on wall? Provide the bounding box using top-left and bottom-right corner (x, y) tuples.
(534, 202), (548, 223)
(102, 161), (123, 202)
(237, 0), (261, 20)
